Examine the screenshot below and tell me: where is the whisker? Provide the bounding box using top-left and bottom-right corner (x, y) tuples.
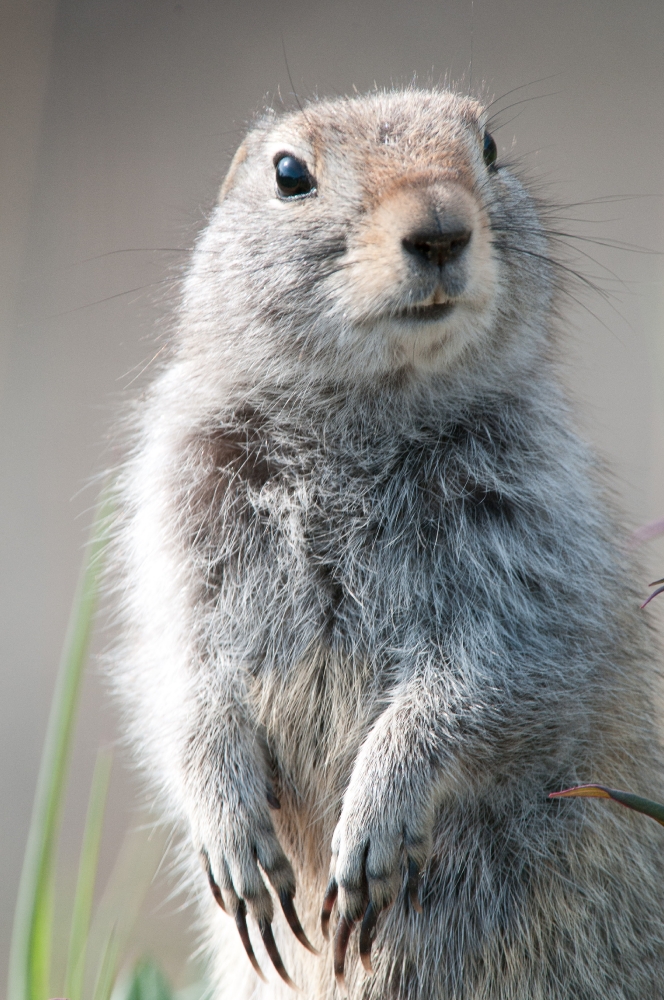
(52, 278), (177, 317)
(491, 237), (609, 296)
(485, 91), (560, 128)
(76, 247), (193, 263)
(482, 75), (562, 116)
(491, 237), (631, 334)
(492, 223), (653, 286)
(281, 33), (308, 122)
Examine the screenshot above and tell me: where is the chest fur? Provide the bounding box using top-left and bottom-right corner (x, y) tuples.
(181, 413), (525, 671)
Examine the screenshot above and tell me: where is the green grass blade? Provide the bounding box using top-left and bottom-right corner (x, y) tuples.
(92, 922), (121, 1000)
(173, 981), (209, 1000)
(550, 783), (664, 826)
(65, 749), (113, 1000)
(7, 490), (113, 1000)
(603, 787), (664, 825)
(123, 959), (174, 1000)
(85, 822), (166, 1000)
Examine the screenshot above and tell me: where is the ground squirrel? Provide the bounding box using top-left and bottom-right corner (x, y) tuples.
(112, 88), (664, 998)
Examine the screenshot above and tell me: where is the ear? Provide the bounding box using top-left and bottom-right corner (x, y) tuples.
(218, 141), (248, 203)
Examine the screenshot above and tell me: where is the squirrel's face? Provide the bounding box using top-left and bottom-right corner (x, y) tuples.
(185, 90), (552, 386)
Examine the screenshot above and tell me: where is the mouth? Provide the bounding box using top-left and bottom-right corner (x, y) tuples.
(394, 300), (455, 322)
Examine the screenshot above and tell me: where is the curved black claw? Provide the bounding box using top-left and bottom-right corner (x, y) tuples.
(359, 901), (379, 974)
(259, 919), (299, 990)
(321, 879), (338, 941)
(333, 915), (355, 996)
(641, 582), (664, 608)
(407, 858), (423, 914)
(236, 901), (267, 982)
(201, 851), (227, 913)
(280, 889), (319, 954)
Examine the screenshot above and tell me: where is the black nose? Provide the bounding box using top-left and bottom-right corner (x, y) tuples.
(402, 227), (472, 268)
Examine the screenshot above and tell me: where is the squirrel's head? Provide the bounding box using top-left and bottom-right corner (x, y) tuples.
(182, 89), (553, 391)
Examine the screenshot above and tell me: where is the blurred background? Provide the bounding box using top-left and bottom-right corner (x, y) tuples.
(2, 0), (664, 991)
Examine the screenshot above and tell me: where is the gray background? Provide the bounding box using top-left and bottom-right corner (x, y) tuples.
(2, 0), (664, 991)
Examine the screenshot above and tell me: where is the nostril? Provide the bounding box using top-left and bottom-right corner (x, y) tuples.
(402, 228), (472, 268)
(448, 230), (472, 257)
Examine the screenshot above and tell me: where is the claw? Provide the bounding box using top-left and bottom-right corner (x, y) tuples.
(201, 851), (227, 913)
(641, 583), (664, 609)
(259, 919), (299, 990)
(235, 901), (267, 982)
(359, 901), (379, 974)
(280, 889), (319, 954)
(333, 915), (355, 996)
(407, 858), (423, 914)
(321, 879), (338, 940)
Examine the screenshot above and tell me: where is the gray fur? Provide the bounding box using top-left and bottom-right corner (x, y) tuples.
(111, 89), (664, 998)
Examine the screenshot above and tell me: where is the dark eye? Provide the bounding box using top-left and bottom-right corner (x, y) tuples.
(275, 155), (314, 197)
(483, 131), (497, 170)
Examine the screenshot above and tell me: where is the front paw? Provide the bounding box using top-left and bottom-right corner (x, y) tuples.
(199, 794), (317, 988)
(321, 779), (434, 991)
